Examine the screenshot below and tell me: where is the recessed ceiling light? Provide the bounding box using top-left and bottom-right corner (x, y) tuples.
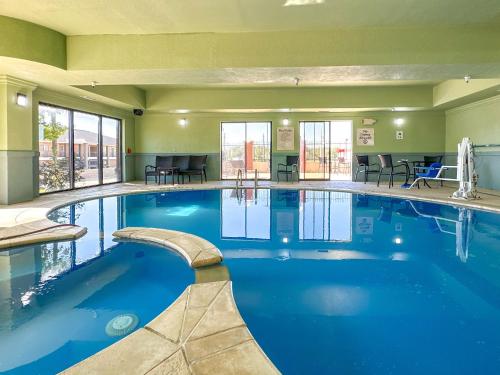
(284, 0), (324, 6)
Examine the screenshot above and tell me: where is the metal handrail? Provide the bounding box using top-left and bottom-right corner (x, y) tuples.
(236, 168), (243, 188)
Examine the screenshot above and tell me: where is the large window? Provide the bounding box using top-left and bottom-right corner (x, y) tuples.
(38, 104), (122, 193)
(221, 122), (271, 179)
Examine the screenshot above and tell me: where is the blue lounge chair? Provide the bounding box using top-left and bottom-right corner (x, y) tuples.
(414, 162), (442, 188)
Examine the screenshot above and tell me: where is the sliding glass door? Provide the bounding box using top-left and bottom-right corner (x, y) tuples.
(221, 122), (271, 179)
(299, 120), (353, 180)
(102, 117), (121, 184)
(74, 111), (100, 188)
(38, 103), (122, 194)
(299, 121), (330, 180)
(38, 105), (71, 193)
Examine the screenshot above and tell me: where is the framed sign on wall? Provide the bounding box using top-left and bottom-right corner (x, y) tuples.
(357, 128), (375, 146)
(277, 127), (294, 150)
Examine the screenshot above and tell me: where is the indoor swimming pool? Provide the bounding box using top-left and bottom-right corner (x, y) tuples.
(2, 188), (500, 374)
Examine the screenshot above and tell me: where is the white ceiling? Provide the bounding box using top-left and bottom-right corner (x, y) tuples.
(1, 0), (500, 35)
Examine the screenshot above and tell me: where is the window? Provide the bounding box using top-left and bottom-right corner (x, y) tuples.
(38, 103), (122, 193)
(221, 122), (271, 179)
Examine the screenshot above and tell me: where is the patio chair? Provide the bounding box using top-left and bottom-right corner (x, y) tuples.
(145, 156), (174, 184)
(354, 155), (379, 183)
(414, 162), (443, 189)
(180, 155), (208, 183)
(277, 156), (299, 182)
(173, 156), (190, 183)
(414, 155), (444, 186)
(377, 154), (407, 188)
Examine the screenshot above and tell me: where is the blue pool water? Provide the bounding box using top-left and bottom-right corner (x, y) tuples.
(2, 188), (500, 374)
(0, 240), (193, 373)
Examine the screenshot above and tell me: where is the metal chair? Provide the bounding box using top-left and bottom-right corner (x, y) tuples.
(277, 156), (299, 182)
(377, 154), (407, 188)
(354, 155), (379, 183)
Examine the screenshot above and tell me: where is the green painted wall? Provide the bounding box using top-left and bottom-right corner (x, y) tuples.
(445, 95), (500, 152)
(445, 95), (500, 190)
(0, 15), (66, 69)
(146, 86), (434, 112)
(67, 25), (500, 70)
(0, 77), (37, 204)
(135, 110), (445, 180)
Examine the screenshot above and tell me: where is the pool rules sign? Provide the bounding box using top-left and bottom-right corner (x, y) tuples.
(357, 128), (375, 146)
(277, 127), (294, 151)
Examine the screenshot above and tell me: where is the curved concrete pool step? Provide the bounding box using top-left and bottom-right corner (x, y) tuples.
(62, 281), (280, 375)
(113, 227), (223, 268)
(0, 218), (87, 250)
(61, 228), (280, 374)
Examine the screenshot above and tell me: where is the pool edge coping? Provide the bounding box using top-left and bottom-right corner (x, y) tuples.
(60, 229), (280, 375)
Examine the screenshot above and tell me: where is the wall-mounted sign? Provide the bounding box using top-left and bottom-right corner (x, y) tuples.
(396, 130), (404, 140)
(357, 128), (375, 146)
(277, 127), (294, 150)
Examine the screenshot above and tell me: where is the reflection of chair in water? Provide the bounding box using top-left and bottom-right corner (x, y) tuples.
(406, 200), (473, 262)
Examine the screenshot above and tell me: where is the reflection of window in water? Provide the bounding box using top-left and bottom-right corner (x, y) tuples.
(299, 191), (352, 241)
(40, 242), (74, 282)
(221, 189), (270, 239)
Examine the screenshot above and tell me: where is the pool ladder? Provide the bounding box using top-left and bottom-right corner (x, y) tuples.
(235, 169), (259, 189)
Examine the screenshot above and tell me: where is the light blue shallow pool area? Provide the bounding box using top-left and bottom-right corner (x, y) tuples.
(2, 188), (500, 374)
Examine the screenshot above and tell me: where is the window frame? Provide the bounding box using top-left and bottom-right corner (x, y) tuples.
(220, 121), (273, 180)
(38, 102), (123, 194)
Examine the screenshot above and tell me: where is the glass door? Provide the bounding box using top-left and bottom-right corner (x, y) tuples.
(38, 103), (122, 194)
(330, 120), (353, 180)
(299, 121), (330, 180)
(102, 117), (121, 184)
(38, 105), (71, 193)
(73, 111), (100, 188)
(221, 122), (271, 179)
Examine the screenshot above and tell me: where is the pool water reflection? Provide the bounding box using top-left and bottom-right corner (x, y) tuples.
(3, 188), (500, 374)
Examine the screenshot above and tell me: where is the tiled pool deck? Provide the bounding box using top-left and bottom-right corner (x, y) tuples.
(2, 180), (500, 374)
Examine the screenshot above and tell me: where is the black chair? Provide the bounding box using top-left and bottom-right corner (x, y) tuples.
(172, 156), (190, 183)
(145, 156), (174, 184)
(354, 155), (379, 183)
(277, 156), (299, 182)
(180, 155), (208, 183)
(377, 154), (407, 188)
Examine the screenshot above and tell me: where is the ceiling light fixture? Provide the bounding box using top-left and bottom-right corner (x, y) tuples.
(284, 0), (324, 6)
(179, 118), (188, 127)
(282, 118), (290, 126)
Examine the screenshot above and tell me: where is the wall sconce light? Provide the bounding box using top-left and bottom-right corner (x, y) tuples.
(282, 118), (290, 126)
(179, 118), (188, 127)
(16, 93), (28, 107)
(394, 118), (405, 127)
